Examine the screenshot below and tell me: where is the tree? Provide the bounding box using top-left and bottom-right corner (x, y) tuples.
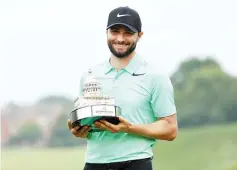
(8, 122), (43, 145)
(48, 114), (86, 147)
(171, 57), (237, 127)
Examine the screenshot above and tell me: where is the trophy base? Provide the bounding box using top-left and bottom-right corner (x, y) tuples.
(70, 104), (121, 132)
(72, 116), (120, 132)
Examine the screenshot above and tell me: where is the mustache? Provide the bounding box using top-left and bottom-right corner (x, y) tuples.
(113, 40), (130, 45)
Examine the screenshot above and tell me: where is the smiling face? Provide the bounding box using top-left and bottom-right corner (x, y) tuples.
(107, 25), (143, 59)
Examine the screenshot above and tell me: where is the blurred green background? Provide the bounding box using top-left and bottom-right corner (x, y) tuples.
(2, 123), (237, 170)
(2, 58), (237, 170)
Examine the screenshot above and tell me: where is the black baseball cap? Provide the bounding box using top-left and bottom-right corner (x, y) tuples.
(106, 6), (142, 33)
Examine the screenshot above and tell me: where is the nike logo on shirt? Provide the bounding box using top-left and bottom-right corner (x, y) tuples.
(132, 73), (146, 76)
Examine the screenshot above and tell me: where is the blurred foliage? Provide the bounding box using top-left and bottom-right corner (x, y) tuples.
(37, 95), (73, 106)
(37, 95), (74, 113)
(8, 122), (43, 145)
(48, 114), (86, 147)
(171, 57), (237, 127)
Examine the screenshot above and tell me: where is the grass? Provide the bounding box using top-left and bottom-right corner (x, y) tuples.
(152, 123), (237, 170)
(1, 147), (87, 170)
(2, 123), (237, 170)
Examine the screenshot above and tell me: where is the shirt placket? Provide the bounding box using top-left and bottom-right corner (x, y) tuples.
(112, 69), (125, 89)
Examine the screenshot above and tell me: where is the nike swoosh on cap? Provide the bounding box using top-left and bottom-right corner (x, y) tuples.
(117, 13), (131, 17)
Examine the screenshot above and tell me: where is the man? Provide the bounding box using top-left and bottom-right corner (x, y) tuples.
(68, 6), (178, 170)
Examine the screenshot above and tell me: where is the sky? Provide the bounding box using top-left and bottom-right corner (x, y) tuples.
(1, 0), (237, 107)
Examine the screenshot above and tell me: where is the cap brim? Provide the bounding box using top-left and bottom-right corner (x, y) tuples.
(107, 23), (138, 33)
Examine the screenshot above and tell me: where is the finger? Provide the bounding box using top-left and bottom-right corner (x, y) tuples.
(118, 116), (127, 123)
(80, 125), (89, 134)
(100, 120), (118, 131)
(77, 126), (90, 138)
(86, 126), (92, 133)
(71, 126), (80, 135)
(68, 119), (72, 130)
(94, 121), (107, 130)
(95, 121), (117, 133)
(94, 121), (112, 131)
(75, 126), (87, 135)
(81, 132), (88, 138)
(82, 126), (91, 138)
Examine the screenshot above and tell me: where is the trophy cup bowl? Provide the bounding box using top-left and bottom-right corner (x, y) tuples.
(69, 69), (121, 132)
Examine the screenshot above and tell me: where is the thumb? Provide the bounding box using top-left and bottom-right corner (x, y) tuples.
(68, 119), (72, 130)
(118, 116), (126, 123)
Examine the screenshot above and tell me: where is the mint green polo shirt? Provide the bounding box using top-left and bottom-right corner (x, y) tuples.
(78, 54), (176, 163)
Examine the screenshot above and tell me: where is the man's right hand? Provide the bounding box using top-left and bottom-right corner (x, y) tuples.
(67, 119), (91, 138)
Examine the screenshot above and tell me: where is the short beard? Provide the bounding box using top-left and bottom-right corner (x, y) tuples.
(108, 41), (137, 59)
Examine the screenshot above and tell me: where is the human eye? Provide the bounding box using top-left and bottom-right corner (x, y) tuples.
(125, 31), (134, 36)
(110, 29), (119, 33)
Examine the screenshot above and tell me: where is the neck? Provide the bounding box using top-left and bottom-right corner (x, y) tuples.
(110, 51), (136, 71)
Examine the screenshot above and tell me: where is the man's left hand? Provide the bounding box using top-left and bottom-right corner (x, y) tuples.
(94, 116), (132, 133)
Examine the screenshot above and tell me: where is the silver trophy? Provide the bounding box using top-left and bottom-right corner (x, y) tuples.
(70, 69), (121, 132)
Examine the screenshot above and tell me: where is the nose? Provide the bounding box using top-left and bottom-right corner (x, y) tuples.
(116, 33), (125, 42)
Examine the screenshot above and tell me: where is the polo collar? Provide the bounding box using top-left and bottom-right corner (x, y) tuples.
(104, 59), (114, 74)
(104, 54), (144, 75)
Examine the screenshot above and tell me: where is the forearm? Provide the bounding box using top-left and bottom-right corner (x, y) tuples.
(126, 119), (178, 141)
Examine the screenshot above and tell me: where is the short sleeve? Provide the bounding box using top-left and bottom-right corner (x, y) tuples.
(150, 74), (176, 118)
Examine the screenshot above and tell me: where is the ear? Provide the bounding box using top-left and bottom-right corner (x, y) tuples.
(137, 31), (144, 41)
